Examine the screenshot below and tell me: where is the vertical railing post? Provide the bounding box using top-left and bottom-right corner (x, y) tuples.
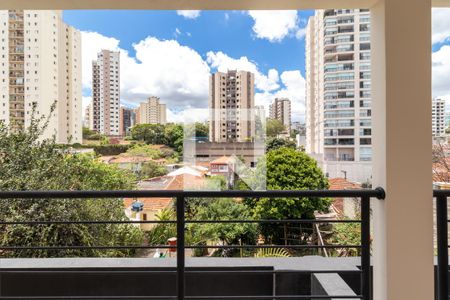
(176, 194), (185, 300)
(361, 195), (371, 300)
(437, 195), (448, 300)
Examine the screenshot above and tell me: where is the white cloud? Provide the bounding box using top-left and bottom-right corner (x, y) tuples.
(80, 31), (121, 89)
(247, 10), (305, 42)
(176, 10), (201, 19)
(174, 28), (181, 37)
(433, 8), (450, 44)
(206, 51), (280, 92)
(82, 32), (211, 121)
(433, 45), (450, 99)
(295, 27), (306, 40)
(255, 70), (306, 122)
(81, 32), (306, 124)
(167, 108), (209, 123)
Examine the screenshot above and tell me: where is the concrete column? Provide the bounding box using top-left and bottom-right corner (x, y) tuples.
(371, 0), (434, 299)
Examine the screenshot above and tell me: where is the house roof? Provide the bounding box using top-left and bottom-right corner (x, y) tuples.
(110, 156), (154, 164)
(210, 156), (234, 165)
(167, 166), (203, 177)
(328, 177), (361, 190)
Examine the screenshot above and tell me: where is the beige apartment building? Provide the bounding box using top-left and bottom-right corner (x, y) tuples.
(0, 10), (82, 143)
(92, 49), (120, 136)
(209, 70), (255, 143)
(269, 97), (291, 133)
(306, 9), (372, 182)
(135, 96), (166, 125)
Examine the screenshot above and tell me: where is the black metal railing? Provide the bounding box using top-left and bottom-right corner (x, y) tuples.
(435, 189), (450, 300)
(0, 188), (386, 300)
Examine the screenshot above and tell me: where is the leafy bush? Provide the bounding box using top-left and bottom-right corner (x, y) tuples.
(93, 144), (132, 156)
(0, 113), (143, 258)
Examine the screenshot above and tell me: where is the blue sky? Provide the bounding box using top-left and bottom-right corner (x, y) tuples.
(62, 9), (450, 122)
(63, 10), (314, 122)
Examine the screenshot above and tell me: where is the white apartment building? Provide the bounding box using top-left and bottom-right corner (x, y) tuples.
(269, 98), (291, 133)
(135, 96), (166, 125)
(83, 102), (93, 129)
(92, 50), (120, 136)
(209, 70), (255, 143)
(306, 9), (372, 182)
(432, 98), (446, 137)
(0, 10), (82, 143)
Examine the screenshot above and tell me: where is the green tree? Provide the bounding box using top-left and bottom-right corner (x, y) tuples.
(131, 124), (166, 144)
(164, 123), (184, 153)
(140, 160), (168, 179)
(266, 137), (296, 152)
(124, 144), (163, 159)
(330, 218), (361, 257)
(266, 119), (285, 137)
(0, 116), (143, 258)
(189, 198), (257, 256)
(194, 122), (209, 139)
(243, 148), (330, 244)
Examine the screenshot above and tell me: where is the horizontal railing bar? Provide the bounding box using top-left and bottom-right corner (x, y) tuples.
(0, 269), (362, 274)
(185, 245), (361, 249)
(0, 297), (177, 300)
(0, 188), (385, 199)
(185, 296), (363, 299)
(0, 245), (174, 250)
(185, 219), (361, 224)
(0, 220), (177, 225)
(184, 270), (363, 274)
(0, 219), (361, 225)
(0, 270), (177, 274)
(434, 190), (450, 197)
(0, 296), (364, 300)
(0, 244), (361, 251)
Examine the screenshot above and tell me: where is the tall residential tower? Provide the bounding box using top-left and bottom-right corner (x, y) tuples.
(269, 98), (291, 133)
(92, 50), (120, 136)
(305, 9), (372, 182)
(209, 70), (255, 143)
(135, 96), (166, 125)
(432, 98), (446, 137)
(0, 10), (82, 143)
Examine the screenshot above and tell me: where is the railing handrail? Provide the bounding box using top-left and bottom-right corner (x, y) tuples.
(0, 188), (386, 300)
(0, 188), (386, 199)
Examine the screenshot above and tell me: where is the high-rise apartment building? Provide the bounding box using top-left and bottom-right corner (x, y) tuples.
(269, 98), (291, 133)
(135, 96), (166, 125)
(84, 103), (93, 129)
(119, 106), (136, 136)
(92, 50), (120, 136)
(432, 98), (446, 137)
(306, 9), (372, 181)
(0, 10), (82, 143)
(209, 70), (255, 143)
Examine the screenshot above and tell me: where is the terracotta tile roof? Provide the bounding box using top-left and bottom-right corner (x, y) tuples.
(433, 159), (450, 183)
(328, 177), (361, 190)
(328, 178), (361, 219)
(124, 197), (172, 211)
(124, 174), (208, 212)
(110, 156), (154, 164)
(210, 156), (234, 165)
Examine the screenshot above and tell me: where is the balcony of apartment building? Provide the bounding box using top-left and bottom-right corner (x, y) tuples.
(0, 0), (447, 299)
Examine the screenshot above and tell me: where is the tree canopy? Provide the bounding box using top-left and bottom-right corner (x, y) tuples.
(243, 147), (330, 243)
(266, 137), (297, 152)
(266, 119), (286, 137)
(0, 117), (143, 257)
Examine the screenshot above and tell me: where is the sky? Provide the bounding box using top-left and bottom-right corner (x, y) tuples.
(63, 9), (450, 123)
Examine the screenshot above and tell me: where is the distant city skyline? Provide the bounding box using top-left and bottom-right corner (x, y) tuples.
(62, 9), (450, 124)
